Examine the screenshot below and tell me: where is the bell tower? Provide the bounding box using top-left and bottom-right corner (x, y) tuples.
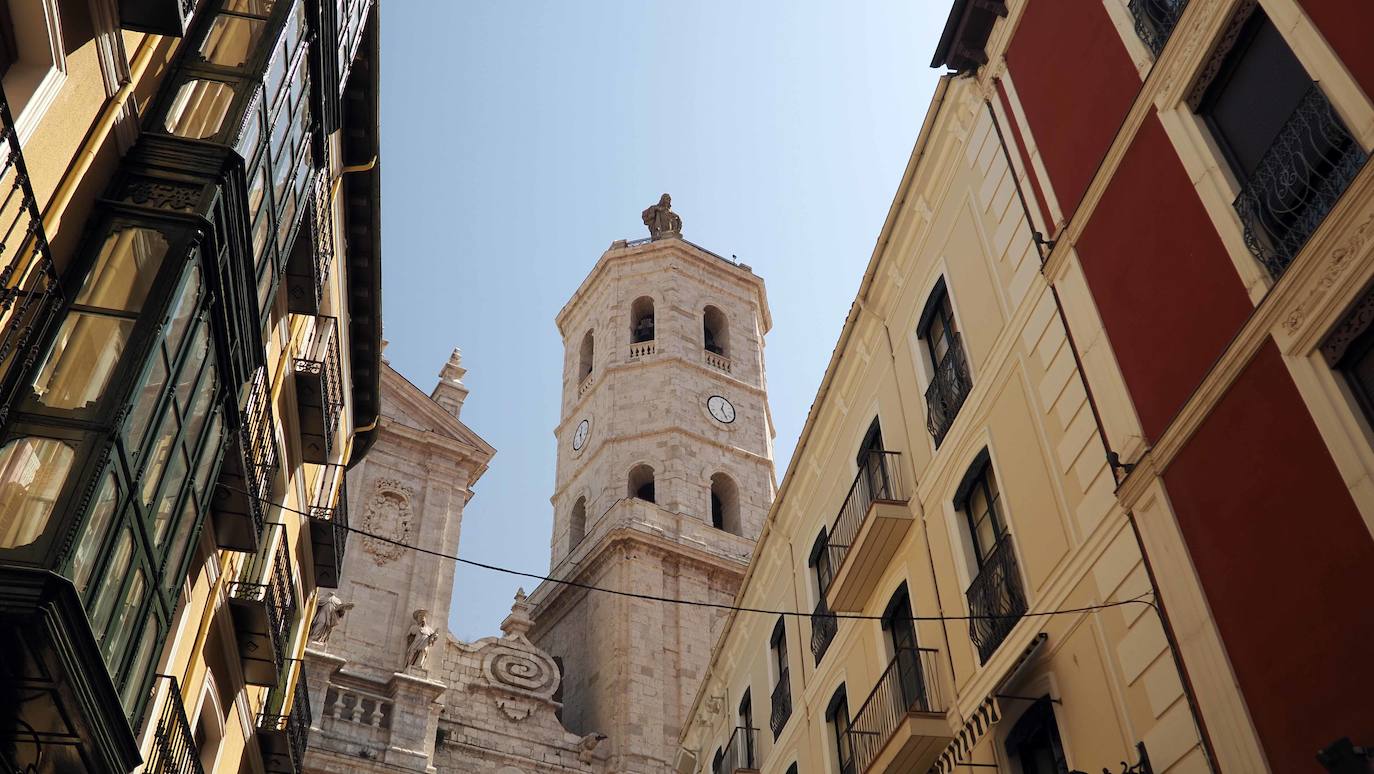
(529, 198), (775, 773)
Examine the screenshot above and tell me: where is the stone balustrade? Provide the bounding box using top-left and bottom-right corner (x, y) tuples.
(321, 685), (394, 731)
(704, 350), (731, 373)
(628, 340), (656, 359)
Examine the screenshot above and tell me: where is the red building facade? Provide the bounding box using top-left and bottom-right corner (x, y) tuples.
(938, 0), (1374, 771)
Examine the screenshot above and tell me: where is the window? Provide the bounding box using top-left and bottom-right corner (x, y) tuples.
(957, 454), (1006, 568)
(738, 689), (756, 767)
(0, 0), (67, 141)
(712, 748), (725, 774)
(956, 452), (1027, 663)
(569, 497), (587, 549)
(881, 584), (926, 712)
(0, 435), (74, 548)
(1004, 698), (1068, 774)
(856, 418), (891, 500)
(810, 529), (834, 598)
(703, 305), (729, 356)
(827, 686), (855, 774)
(1195, 5), (1366, 277)
(918, 279), (971, 446)
(631, 296), (655, 343)
(578, 329), (594, 381)
(629, 464), (655, 503)
(769, 617), (791, 738)
(0, 3), (16, 77)
(193, 677), (227, 773)
(710, 473), (740, 535)
(809, 529), (837, 664)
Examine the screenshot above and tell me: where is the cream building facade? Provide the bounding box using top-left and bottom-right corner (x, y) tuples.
(677, 73), (1206, 774)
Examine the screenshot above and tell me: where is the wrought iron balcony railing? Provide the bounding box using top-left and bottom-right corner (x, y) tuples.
(229, 524), (297, 685)
(308, 464), (348, 588)
(1128, 0), (1188, 57)
(213, 365), (280, 551)
(965, 534), (1028, 664)
(811, 599), (837, 665)
(823, 451), (907, 591)
(285, 168), (335, 317)
(1234, 83), (1369, 279)
(258, 664), (312, 774)
(925, 336), (972, 447)
(146, 675), (207, 774)
(769, 668), (791, 739)
(294, 315), (344, 464)
(846, 647), (944, 774)
(0, 90), (62, 426)
(722, 726), (758, 772)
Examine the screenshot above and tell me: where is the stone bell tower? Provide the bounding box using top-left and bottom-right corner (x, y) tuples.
(529, 197), (776, 773)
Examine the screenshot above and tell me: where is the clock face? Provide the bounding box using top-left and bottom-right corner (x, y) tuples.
(707, 395), (736, 424)
(572, 419), (590, 451)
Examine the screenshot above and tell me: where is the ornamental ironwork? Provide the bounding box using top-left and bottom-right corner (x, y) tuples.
(925, 336), (972, 447)
(258, 665), (312, 774)
(1234, 84), (1369, 279)
(824, 451), (907, 584)
(1128, 0), (1188, 57)
(769, 668), (791, 739)
(846, 647), (944, 774)
(811, 599), (838, 664)
(147, 675), (207, 774)
(965, 534), (1028, 664)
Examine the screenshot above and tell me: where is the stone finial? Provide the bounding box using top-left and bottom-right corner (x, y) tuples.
(381, 337), (390, 365)
(641, 193), (682, 240)
(431, 347), (470, 419)
(500, 587), (534, 638)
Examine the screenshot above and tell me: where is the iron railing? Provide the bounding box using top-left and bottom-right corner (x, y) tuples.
(258, 665), (312, 774)
(229, 524), (297, 674)
(0, 89), (62, 425)
(1128, 0), (1188, 57)
(965, 534), (1028, 664)
(146, 675), (206, 774)
(823, 451), (907, 592)
(846, 647), (944, 774)
(308, 464), (348, 587)
(721, 726), (758, 772)
(294, 315), (344, 462)
(1234, 83), (1369, 279)
(811, 599), (837, 664)
(769, 668), (791, 739)
(925, 335), (972, 447)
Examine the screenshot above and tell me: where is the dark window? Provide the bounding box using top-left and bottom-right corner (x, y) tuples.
(738, 689), (756, 765)
(0, 2), (16, 77)
(1196, 6), (1367, 277)
(770, 618), (788, 684)
(769, 617), (792, 738)
(956, 455), (1006, 568)
(856, 417), (891, 500)
(1004, 698), (1068, 774)
(786, 765), (798, 774)
(629, 464), (655, 503)
(919, 284), (959, 372)
(809, 529), (838, 664)
(712, 748), (724, 774)
(827, 687), (855, 774)
(711, 493), (723, 529)
(578, 330), (594, 381)
(809, 529), (833, 600)
(881, 584), (926, 711)
(631, 296), (655, 343)
(703, 305), (728, 356)
(919, 279), (972, 446)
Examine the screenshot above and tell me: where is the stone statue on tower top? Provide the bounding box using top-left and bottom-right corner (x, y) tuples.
(641, 193), (682, 240)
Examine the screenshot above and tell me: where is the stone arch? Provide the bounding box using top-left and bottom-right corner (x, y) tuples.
(569, 496), (587, 548)
(630, 296), (655, 343)
(703, 304), (729, 357)
(710, 472), (741, 535)
(578, 329), (594, 380)
(628, 463), (656, 503)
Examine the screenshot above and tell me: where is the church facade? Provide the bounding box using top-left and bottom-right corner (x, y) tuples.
(303, 207), (774, 773)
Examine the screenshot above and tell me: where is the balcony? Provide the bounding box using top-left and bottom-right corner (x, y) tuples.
(229, 524), (298, 686)
(966, 534), (1028, 664)
(925, 335), (971, 447)
(1234, 84), (1369, 279)
(629, 339), (656, 359)
(811, 599), (837, 664)
(823, 451), (912, 613)
(145, 675), (206, 774)
(294, 315), (344, 464)
(1128, 0), (1188, 57)
(846, 648), (950, 774)
(704, 350), (731, 373)
(117, 0), (197, 36)
(284, 173), (335, 317)
(721, 726), (758, 773)
(307, 466), (348, 588)
(213, 367), (279, 552)
(768, 669), (791, 739)
(258, 665), (312, 774)
(0, 91), (62, 425)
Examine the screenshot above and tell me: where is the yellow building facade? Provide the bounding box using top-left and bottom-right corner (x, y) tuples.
(677, 73), (1206, 774)
(0, 2), (381, 773)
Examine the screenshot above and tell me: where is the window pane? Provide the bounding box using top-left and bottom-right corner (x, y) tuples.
(976, 516), (998, 562)
(237, 94), (265, 158)
(184, 364), (217, 452)
(193, 413), (225, 498)
(71, 472), (120, 596)
(175, 325), (209, 412)
(165, 79), (236, 140)
(164, 498), (199, 588)
(75, 227), (168, 312)
(126, 354), (168, 457)
(0, 437), (74, 548)
(165, 263), (202, 360)
(199, 14), (265, 68)
(89, 527), (134, 640)
(141, 413), (180, 507)
(120, 621), (159, 715)
(151, 448), (189, 548)
(224, 0), (274, 15)
(105, 568), (147, 665)
(31, 313), (135, 410)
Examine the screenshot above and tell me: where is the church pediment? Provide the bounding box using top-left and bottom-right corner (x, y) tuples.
(379, 363), (495, 460)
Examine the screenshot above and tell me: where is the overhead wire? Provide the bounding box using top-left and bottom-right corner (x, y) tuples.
(218, 482), (1156, 623)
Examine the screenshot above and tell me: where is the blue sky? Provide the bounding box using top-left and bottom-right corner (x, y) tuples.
(378, 1), (949, 640)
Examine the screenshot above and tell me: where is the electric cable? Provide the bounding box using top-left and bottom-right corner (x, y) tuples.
(218, 482), (1156, 623)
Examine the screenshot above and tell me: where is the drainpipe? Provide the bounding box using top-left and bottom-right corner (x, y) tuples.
(982, 90), (1220, 772)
